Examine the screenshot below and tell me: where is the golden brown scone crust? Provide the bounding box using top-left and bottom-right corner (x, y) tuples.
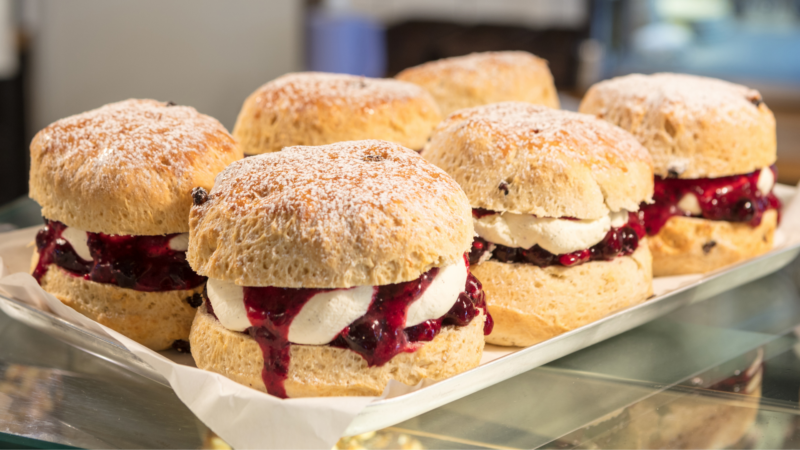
(34, 256), (202, 351)
(649, 209), (777, 276)
(188, 140), (473, 288)
(474, 243), (652, 347)
(232, 72), (441, 155)
(189, 304), (486, 397)
(395, 51), (559, 117)
(579, 73), (776, 179)
(423, 102), (654, 219)
(29, 99), (242, 235)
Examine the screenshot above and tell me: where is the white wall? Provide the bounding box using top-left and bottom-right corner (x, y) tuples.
(30, 0), (303, 132)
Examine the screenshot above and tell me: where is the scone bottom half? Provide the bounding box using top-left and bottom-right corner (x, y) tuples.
(192, 254), (492, 398)
(640, 165), (781, 275)
(32, 219), (206, 351)
(466, 208), (653, 347)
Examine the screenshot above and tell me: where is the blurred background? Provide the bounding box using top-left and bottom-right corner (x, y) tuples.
(1, 0), (800, 207)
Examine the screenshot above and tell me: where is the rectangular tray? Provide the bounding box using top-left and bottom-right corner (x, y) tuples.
(1, 187), (798, 436)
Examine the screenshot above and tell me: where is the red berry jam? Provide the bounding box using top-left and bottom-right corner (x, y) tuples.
(471, 208), (496, 219)
(219, 255), (489, 398)
(469, 212), (645, 267)
(708, 364), (762, 394)
(33, 219), (205, 292)
(641, 166), (781, 236)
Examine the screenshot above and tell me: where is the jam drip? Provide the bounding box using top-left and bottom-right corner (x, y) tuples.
(238, 256), (490, 398)
(244, 287), (325, 399)
(641, 165), (781, 236)
(469, 212), (645, 267)
(33, 219), (205, 292)
(708, 363), (763, 394)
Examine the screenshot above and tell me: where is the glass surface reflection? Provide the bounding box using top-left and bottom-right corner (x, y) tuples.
(1, 196), (800, 448)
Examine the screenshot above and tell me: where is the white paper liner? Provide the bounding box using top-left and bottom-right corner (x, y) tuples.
(0, 183), (799, 449)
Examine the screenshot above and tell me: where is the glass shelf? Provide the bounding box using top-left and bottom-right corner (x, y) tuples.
(2, 197), (800, 449)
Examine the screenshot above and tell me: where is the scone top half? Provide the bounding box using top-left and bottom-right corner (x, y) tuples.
(423, 102), (654, 267)
(396, 51), (560, 117)
(30, 99), (241, 294)
(30, 99), (242, 236)
(579, 73), (775, 179)
(188, 140), (491, 398)
(580, 73), (780, 254)
(232, 72), (441, 155)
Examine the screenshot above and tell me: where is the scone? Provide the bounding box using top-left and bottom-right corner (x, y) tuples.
(395, 51), (559, 117)
(580, 73), (780, 276)
(423, 102), (654, 347)
(29, 99), (242, 350)
(554, 349), (763, 448)
(232, 72), (441, 155)
(187, 140), (492, 398)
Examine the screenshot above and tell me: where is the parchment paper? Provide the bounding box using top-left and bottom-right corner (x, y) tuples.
(0, 183), (798, 449)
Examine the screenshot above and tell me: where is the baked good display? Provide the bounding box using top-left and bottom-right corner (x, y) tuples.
(187, 140), (492, 398)
(232, 72), (441, 155)
(395, 51), (559, 117)
(553, 349), (763, 448)
(422, 102), (654, 347)
(579, 73), (780, 276)
(29, 99), (242, 350)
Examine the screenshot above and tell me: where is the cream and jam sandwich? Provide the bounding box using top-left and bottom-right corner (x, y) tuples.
(29, 99), (242, 350)
(232, 72), (441, 155)
(423, 102), (654, 347)
(187, 140), (491, 398)
(396, 51), (560, 118)
(580, 73), (780, 276)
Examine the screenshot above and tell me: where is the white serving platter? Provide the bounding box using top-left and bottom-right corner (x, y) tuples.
(1, 184), (798, 437)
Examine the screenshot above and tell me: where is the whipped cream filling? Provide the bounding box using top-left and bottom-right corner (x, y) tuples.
(757, 167), (775, 196)
(675, 167), (775, 215)
(59, 226), (190, 257)
(406, 256), (467, 327)
(59, 227), (92, 261)
(289, 286), (374, 345)
(205, 258), (468, 345)
(677, 193), (702, 215)
(168, 233), (190, 251)
(473, 210), (629, 254)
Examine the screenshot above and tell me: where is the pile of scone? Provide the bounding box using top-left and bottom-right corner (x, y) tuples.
(28, 51), (780, 398)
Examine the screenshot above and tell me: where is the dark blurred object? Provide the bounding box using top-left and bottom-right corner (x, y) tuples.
(0, 56), (27, 207)
(385, 20), (589, 90)
(0, 16), (27, 208)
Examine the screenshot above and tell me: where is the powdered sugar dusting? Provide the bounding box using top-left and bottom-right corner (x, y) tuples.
(210, 139), (462, 223)
(250, 72), (431, 112)
(440, 102), (650, 170)
(38, 99), (235, 181)
(199, 140), (471, 279)
(588, 73), (763, 125)
(399, 51), (548, 79)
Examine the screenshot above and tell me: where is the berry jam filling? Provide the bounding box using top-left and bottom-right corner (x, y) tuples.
(33, 219), (205, 292)
(472, 208), (496, 219)
(708, 362), (763, 394)
(219, 255), (491, 398)
(641, 166), (781, 236)
(469, 212), (646, 267)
